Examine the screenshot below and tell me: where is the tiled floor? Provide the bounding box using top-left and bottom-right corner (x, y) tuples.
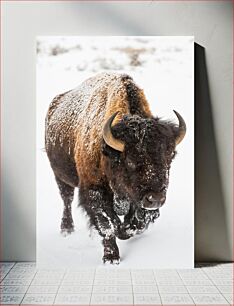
(0, 262), (233, 305)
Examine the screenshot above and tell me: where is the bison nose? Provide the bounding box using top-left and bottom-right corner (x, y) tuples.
(142, 192), (165, 210)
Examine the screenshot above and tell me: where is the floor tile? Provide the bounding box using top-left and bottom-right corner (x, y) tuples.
(91, 294), (133, 305)
(14, 262), (36, 268)
(0, 285), (28, 294)
(0, 272), (10, 280)
(35, 272), (64, 279)
(0, 279), (32, 286)
(133, 294), (161, 305)
(58, 285), (92, 294)
(222, 267), (233, 273)
(95, 275), (131, 281)
(208, 271), (233, 276)
(62, 275), (94, 282)
(0, 262), (15, 269)
(31, 278), (62, 286)
(0, 294), (24, 305)
(186, 285), (219, 293)
(212, 279), (233, 285)
(181, 279), (213, 285)
(207, 273), (232, 279)
(222, 293), (233, 304)
(67, 268), (95, 273)
(158, 285), (188, 294)
(132, 279), (156, 285)
(96, 269), (130, 274)
(21, 293), (55, 305)
(35, 268), (64, 273)
(94, 278), (132, 285)
(155, 275), (181, 280)
(0, 262), (233, 306)
(133, 285), (158, 294)
(156, 279), (184, 285)
(11, 267), (36, 273)
(54, 294), (90, 305)
(153, 270), (178, 274)
(160, 294), (194, 305)
(0, 267), (13, 274)
(131, 274), (155, 280)
(4, 273), (35, 280)
(9, 270), (36, 277)
(64, 272), (94, 278)
(132, 269), (154, 274)
(62, 278), (93, 285)
(27, 285), (59, 294)
(154, 274), (180, 279)
(34, 275), (63, 282)
(216, 285), (233, 293)
(132, 271), (154, 277)
(177, 270), (205, 276)
(190, 293), (229, 304)
(179, 274), (209, 280)
(95, 273), (129, 278)
(96, 270), (130, 277)
(92, 285), (132, 294)
(201, 266), (221, 271)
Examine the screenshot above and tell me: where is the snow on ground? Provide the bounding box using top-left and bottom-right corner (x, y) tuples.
(37, 36), (194, 268)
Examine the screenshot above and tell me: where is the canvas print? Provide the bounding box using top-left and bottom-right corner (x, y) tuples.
(37, 36), (194, 268)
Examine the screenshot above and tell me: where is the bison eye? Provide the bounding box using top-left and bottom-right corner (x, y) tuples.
(126, 159), (136, 171)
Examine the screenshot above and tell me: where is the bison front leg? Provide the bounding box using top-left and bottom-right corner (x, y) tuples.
(94, 211), (120, 264)
(79, 186), (121, 264)
(102, 236), (119, 264)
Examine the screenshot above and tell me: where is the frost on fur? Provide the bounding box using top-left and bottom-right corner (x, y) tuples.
(45, 72), (185, 264)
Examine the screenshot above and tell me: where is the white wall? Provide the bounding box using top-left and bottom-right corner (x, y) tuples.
(1, 1), (232, 261)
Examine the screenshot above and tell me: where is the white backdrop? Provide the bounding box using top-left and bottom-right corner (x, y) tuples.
(37, 36), (194, 268)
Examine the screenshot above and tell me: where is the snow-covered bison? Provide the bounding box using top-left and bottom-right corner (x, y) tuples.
(45, 73), (186, 264)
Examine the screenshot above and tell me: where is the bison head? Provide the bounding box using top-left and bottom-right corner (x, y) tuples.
(102, 111), (186, 213)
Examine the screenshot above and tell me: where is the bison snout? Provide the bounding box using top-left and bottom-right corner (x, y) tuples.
(142, 192), (165, 210)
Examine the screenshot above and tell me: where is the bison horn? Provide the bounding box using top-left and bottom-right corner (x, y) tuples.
(103, 111), (125, 152)
(173, 110), (186, 145)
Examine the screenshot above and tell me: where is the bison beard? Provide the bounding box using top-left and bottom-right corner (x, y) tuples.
(45, 72), (186, 264)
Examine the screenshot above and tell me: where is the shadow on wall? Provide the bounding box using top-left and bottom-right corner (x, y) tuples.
(195, 43), (231, 261)
(67, 2), (146, 35)
(2, 166), (36, 261)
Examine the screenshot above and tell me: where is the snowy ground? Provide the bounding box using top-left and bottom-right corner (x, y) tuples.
(36, 36), (194, 269)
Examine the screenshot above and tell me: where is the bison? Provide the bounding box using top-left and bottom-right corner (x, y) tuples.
(45, 72), (186, 264)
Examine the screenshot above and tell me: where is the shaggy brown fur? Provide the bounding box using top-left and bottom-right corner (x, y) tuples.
(46, 73), (152, 187)
(45, 72), (182, 264)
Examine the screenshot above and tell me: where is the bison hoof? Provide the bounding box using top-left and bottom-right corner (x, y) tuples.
(103, 255), (120, 265)
(60, 227), (74, 237)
